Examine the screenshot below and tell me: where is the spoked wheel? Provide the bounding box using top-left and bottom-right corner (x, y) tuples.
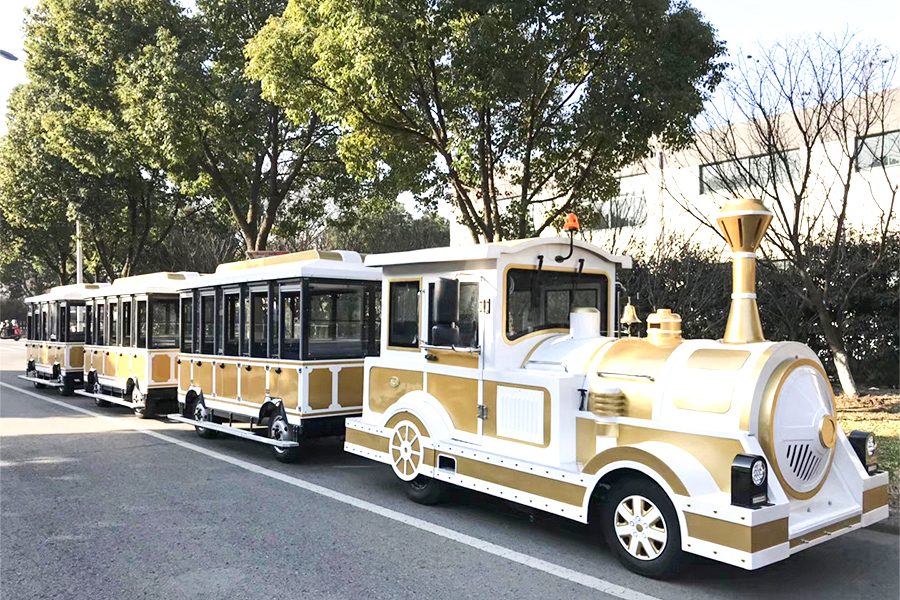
(268, 414), (300, 463)
(389, 421), (424, 482)
(193, 400), (219, 439)
(602, 478), (683, 578)
(91, 379), (110, 407)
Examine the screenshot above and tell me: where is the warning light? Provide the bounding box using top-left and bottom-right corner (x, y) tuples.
(563, 213), (580, 233)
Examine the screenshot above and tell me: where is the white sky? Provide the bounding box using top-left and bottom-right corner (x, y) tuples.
(1, 0), (897, 136)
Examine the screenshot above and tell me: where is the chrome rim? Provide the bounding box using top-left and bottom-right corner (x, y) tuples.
(193, 403), (209, 423)
(92, 381), (101, 395)
(270, 417), (289, 453)
(389, 422), (423, 482)
(614, 495), (668, 561)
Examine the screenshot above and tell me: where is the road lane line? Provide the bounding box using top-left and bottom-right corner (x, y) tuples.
(0, 381), (662, 600)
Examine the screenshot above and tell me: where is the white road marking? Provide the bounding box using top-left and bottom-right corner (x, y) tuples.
(0, 381), (662, 600)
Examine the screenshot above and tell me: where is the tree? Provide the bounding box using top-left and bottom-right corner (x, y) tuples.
(247, 0), (725, 243)
(666, 32), (898, 396)
(323, 200), (450, 254)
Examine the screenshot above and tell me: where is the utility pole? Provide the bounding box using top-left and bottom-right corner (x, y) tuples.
(76, 220), (83, 284)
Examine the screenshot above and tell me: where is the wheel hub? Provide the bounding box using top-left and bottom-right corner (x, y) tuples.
(614, 495), (667, 561)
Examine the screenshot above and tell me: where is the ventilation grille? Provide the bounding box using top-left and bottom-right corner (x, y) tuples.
(785, 443), (824, 482)
(496, 386), (544, 445)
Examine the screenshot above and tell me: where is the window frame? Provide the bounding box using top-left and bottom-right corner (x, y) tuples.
(855, 129), (900, 171)
(148, 295), (179, 349)
(179, 293), (194, 353)
(386, 279), (421, 351)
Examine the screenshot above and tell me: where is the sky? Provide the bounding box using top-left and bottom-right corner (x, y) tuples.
(0, 0), (898, 135)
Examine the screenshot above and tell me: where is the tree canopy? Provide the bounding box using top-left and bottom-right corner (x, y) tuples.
(248, 0), (726, 242)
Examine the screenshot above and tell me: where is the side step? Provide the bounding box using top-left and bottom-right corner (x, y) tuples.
(74, 389), (139, 409)
(18, 375), (63, 387)
(165, 413), (299, 448)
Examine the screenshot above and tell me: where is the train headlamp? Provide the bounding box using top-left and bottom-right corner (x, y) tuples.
(732, 454), (769, 508)
(848, 431), (878, 475)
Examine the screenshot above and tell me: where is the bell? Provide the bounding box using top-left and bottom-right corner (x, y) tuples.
(620, 299), (641, 325)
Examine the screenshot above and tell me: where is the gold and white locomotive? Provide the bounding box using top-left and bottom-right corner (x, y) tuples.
(345, 199), (888, 576)
(22, 283), (106, 394)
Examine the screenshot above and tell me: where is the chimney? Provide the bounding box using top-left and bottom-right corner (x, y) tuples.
(716, 198), (773, 344)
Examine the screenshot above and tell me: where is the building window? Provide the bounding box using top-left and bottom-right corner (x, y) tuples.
(150, 298), (178, 349)
(597, 175), (649, 229)
(856, 130), (900, 170)
(506, 269), (608, 340)
(700, 150), (801, 194)
(388, 281), (419, 348)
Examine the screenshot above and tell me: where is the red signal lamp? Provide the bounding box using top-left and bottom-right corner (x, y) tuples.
(563, 213), (580, 233)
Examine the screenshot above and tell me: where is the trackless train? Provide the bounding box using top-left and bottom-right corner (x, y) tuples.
(19, 199), (889, 577)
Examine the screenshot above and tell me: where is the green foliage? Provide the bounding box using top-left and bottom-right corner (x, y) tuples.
(324, 200), (450, 254)
(247, 0), (726, 242)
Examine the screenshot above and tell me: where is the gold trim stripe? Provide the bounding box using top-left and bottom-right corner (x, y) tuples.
(863, 485), (889, 513)
(581, 446), (689, 496)
(685, 513), (788, 553)
(455, 456), (586, 506)
(345, 429), (389, 454)
(789, 516), (860, 548)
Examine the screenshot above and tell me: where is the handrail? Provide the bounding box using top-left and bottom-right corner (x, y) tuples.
(525, 359), (569, 373)
(420, 343), (481, 355)
(597, 370), (655, 382)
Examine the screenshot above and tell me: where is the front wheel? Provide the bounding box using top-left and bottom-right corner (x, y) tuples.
(132, 388), (154, 419)
(601, 477), (683, 578)
(58, 375), (74, 396)
(193, 400), (219, 439)
(269, 414), (300, 463)
(406, 475), (445, 505)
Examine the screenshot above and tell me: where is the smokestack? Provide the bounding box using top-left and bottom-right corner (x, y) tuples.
(716, 198), (773, 344)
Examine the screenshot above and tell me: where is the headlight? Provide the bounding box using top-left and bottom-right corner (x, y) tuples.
(751, 459), (767, 487)
(849, 431), (878, 475)
(732, 454), (769, 508)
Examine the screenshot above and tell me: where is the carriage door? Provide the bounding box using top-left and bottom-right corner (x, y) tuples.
(423, 277), (483, 444)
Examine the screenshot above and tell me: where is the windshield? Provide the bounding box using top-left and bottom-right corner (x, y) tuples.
(506, 268), (608, 340)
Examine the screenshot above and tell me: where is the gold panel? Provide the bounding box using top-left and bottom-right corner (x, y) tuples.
(219, 363), (239, 399)
(427, 373), (478, 434)
(426, 348), (479, 369)
(240, 365), (266, 405)
(194, 361), (213, 395)
(672, 385), (733, 414)
(686, 349), (751, 371)
(307, 368), (333, 410)
(345, 428), (389, 454)
(455, 456), (586, 507)
(863, 485), (889, 513)
(178, 358), (191, 393)
(789, 516), (860, 548)
(593, 338), (680, 420)
(617, 425), (745, 493)
(337, 366), (364, 407)
(686, 513), (788, 553)
(104, 351), (116, 378)
(132, 354), (146, 382)
(117, 352), (130, 378)
(576, 418), (596, 465)
(482, 381), (552, 447)
(69, 346), (84, 369)
(269, 368), (299, 410)
(582, 446), (689, 496)
(41, 344), (50, 365)
(385, 412), (429, 438)
(151, 354), (171, 383)
(368, 368), (423, 414)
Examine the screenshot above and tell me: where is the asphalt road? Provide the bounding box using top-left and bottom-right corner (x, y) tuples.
(1, 339), (898, 600)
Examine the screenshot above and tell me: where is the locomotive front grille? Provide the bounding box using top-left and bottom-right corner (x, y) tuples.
(786, 443), (825, 483)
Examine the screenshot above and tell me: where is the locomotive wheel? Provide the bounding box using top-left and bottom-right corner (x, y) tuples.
(193, 400), (219, 439)
(269, 414), (300, 463)
(389, 421), (425, 482)
(406, 475), (445, 505)
(601, 477), (683, 578)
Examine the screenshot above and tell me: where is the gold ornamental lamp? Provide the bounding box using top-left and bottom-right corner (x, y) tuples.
(715, 198), (773, 344)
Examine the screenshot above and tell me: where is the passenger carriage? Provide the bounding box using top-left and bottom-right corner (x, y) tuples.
(75, 272), (200, 418)
(168, 250), (381, 461)
(21, 283), (107, 394)
(344, 200), (889, 577)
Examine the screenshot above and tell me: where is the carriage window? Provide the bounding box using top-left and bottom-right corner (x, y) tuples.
(250, 291), (268, 358)
(108, 301), (118, 346)
(242, 291), (250, 356)
(459, 283), (479, 348)
(180, 296), (193, 353)
(96, 304), (105, 345)
(122, 301), (132, 346)
(56, 303), (65, 341)
(150, 298), (178, 349)
(223, 292), (239, 356)
(306, 282), (368, 359)
(281, 291), (301, 360)
(388, 281), (419, 348)
(136, 301), (147, 347)
(68, 304), (86, 343)
(85, 304), (93, 345)
(505, 269), (608, 340)
(201, 295), (215, 355)
(48, 302), (58, 341)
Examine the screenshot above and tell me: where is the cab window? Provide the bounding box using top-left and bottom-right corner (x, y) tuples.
(505, 268), (608, 340)
(388, 281), (419, 348)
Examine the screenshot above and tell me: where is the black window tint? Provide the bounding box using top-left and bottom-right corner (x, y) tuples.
(306, 282), (368, 359)
(68, 304), (86, 343)
(250, 292), (268, 358)
(223, 293), (239, 356)
(388, 281), (419, 348)
(108, 302), (118, 346)
(85, 304), (93, 345)
(122, 301), (132, 346)
(180, 296), (192, 353)
(459, 283), (479, 348)
(96, 304), (105, 345)
(201, 295), (215, 355)
(505, 269), (608, 340)
(281, 291), (301, 360)
(136, 301), (147, 347)
(150, 298), (178, 349)
(241, 291), (250, 356)
(49, 302), (58, 341)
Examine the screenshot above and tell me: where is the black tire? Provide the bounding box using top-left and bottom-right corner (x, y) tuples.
(58, 377), (74, 396)
(269, 414), (300, 463)
(33, 380), (46, 390)
(601, 477), (683, 578)
(133, 396), (155, 419)
(405, 475), (446, 505)
(193, 400), (219, 439)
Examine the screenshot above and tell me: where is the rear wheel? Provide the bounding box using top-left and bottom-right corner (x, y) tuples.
(269, 414), (300, 463)
(406, 475), (445, 505)
(132, 389), (154, 419)
(193, 400), (219, 439)
(601, 477), (683, 578)
(58, 375), (74, 396)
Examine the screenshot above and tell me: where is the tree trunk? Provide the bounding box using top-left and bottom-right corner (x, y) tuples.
(812, 299), (859, 397)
